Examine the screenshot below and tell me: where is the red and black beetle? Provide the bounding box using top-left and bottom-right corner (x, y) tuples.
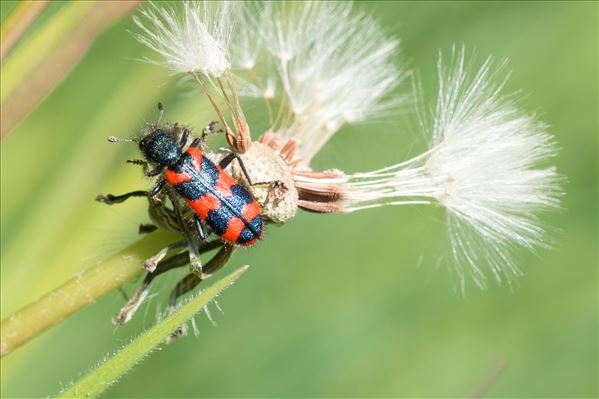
(97, 103), (264, 247)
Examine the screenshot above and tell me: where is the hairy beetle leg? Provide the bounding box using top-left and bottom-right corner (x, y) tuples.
(143, 240), (186, 272)
(138, 224), (158, 234)
(149, 179), (166, 197)
(113, 251), (189, 325)
(96, 190), (148, 205)
(179, 127), (190, 147)
(168, 245), (234, 309)
(194, 214), (206, 241)
(179, 121), (222, 154)
(127, 159), (163, 177)
(113, 240), (223, 326)
(219, 152), (254, 185)
(165, 245), (235, 342)
(169, 189), (205, 277)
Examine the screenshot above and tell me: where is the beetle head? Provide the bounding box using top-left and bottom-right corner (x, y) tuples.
(139, 128), (182, 167)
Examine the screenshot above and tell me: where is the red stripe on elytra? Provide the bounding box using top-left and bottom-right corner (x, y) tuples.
(186, 147), (203, 170)
(165, 169), (192, 185)
(241, 202), (261, 222)
(222, 217), (245, 243)
(187, 193), (220, 219)
(215, 172), (236, 197)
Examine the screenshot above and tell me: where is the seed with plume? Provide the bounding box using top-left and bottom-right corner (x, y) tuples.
(132, 1), (233, 77)
(258, 1), (407, 164)
(295, 50), (561, 289)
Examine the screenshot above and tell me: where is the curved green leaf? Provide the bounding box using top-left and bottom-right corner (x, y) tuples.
(57, 265), (249, 399)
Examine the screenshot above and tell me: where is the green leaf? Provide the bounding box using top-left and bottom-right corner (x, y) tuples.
(56, 266), (249, 399)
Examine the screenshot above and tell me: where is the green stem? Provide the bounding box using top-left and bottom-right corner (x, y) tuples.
(0, 230), (177, 357)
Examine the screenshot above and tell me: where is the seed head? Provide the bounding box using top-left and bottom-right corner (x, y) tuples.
(133, 1), (233, 77)
(298, 49), (561, 289)
(259, 1), (406, 163)
(131, 2), (561, 290)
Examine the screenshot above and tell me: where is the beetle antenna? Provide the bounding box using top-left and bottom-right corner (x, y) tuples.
(107, 136), (136, 143)
(156, 102), (164, 125)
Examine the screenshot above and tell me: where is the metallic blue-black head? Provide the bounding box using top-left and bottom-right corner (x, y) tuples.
(139, 128), (182, 167)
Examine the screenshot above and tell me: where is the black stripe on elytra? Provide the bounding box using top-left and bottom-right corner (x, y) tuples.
(236, 215), (263, 244)
(231, 184), (254, 205)
(174, 180), (209, 201)
(200, 156), (219, 185)
(205, 208), (233, 235)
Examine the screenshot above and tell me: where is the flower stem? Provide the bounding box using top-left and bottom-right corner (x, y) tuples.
(0, 230), (178, 357)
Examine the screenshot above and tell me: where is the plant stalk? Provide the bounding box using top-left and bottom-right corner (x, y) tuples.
(0, 230), (177, 357)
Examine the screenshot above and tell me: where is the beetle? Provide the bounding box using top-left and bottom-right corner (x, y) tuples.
(97, 103), (264, 247)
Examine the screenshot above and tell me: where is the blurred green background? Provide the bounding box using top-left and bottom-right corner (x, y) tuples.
(1, 1), (597, 397)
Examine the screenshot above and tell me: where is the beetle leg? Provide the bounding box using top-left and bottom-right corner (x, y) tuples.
(168, 245), (234, 308)
(166, 244), (234, 341)
(149, 178), (166, 197)
(113, 240), (223, 326)
(143, 240), (187, 272)
(138, 224), (158, 234)
(95, 190), (148, 205)
(179, 127), (190, 147)
(219, 153), (285, 194)
(170, 273), (201, 309)
(182, 121), (224, 153)
(165, 245), (235, 343)
(169, 189), (204, 276)
(193, 215), (206, 241)
(189, 137), (202, 148)
(251, 180), (287, 190)
(218, 152), (235, 169)
(147, 192), (180, 232)
(146, 166), (164, 177)
(219, 152), (255, 186)
(113, 251), (189, 325)
(127, 159), (162, 177)
(127, 159), (147, 166)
